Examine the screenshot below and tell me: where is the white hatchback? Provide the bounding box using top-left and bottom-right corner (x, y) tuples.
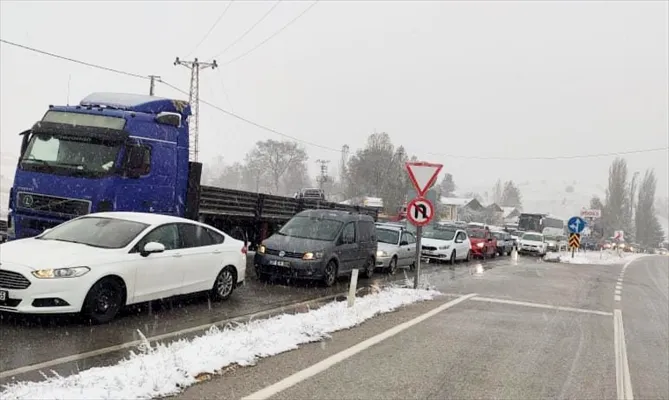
(0, 212), (246, 323)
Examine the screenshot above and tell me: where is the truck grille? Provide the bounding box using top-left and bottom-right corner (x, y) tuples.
(265, 248), (304, 258)
(17, 192), (91, 218)
(0, 270), (32, 289)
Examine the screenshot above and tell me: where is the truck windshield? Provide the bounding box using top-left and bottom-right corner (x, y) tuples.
(21, 133), (121, 176)
(377, 229), (400, 244)
(278, 216), (343, 241)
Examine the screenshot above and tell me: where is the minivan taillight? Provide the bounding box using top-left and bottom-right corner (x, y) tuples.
(241, 245), (247, 255)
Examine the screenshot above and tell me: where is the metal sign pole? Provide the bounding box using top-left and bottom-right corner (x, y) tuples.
(414, 225), (422, 289)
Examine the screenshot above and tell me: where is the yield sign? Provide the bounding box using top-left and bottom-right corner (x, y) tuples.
(405, 161), (443, 196)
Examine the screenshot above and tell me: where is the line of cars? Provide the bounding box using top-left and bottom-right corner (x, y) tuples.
(0, 208), (533, 325)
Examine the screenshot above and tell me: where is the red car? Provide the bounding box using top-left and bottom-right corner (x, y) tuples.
(467, 228), (497, 259)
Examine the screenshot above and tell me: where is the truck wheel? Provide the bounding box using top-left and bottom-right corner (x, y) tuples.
(82, 277), (125, 325)
(361, 257), (375, 279)
(323, 260), (338, 287)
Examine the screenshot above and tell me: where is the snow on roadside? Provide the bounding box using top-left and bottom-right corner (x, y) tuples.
(543, 250), (645, 265)
(0, 286), (441, 400)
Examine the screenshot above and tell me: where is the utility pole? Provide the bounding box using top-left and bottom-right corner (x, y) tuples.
(173, 57), (218, 162)
(316, 159), (330, 190)
(148, 75), (161, 96)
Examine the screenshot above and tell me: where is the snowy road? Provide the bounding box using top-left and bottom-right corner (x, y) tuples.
(177, 255), (668, 400)
(0, 254), (513, 385)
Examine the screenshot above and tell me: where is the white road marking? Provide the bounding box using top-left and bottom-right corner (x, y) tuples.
(615, 289), (622, 295)
(0, 293), (349, 380)
(615, 294), (622, 301)
(241, 293), (478, 400)
(471, 296), (613, 316)
(614, 309), (634, 399)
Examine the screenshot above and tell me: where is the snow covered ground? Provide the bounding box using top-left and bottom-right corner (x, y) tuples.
(0, 286), (441, 400)
(543, 250), (646, 265)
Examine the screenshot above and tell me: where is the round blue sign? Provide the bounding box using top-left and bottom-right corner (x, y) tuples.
(568, 216), (587, 234)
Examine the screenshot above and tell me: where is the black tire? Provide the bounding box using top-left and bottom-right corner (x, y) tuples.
(387, 257), (398, 275)
(409, 261), (416, 271)
(82, 277), (125, 324)
(212, 266), (236, 301)
(449, 251), (456, 265)
(323, 260), (338, 287)
(466, 251), (472, 262)
(361, 257), (375, 279)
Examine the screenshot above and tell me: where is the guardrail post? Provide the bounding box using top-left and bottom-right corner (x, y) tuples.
(347, 269), (359, 307)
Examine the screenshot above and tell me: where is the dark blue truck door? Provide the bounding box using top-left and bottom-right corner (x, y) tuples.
(115, 137), (177, 215)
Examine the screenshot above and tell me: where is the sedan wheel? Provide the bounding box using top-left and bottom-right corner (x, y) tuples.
(387, 257), (398, 275)
(213, 266), (236, 301)
(82, 278), (124, 324)
(449, 251), (456, 265)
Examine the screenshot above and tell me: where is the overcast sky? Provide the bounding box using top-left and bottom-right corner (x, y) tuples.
(1, 0), (667, 199)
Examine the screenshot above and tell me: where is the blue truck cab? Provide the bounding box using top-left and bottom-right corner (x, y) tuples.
(7, 93), (196, 240)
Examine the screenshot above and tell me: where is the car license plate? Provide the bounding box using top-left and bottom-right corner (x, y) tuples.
(269, 260), (289, 267)
(0, 290), (7, 302)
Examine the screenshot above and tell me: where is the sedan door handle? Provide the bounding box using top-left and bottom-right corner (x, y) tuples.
(213, 249), (222, 254)
(172, 253), (183, 258)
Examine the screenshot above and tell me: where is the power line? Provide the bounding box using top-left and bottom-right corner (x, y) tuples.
(160, 80), (341, 152)
(185, 0), (235, 58)
(0, 39), (148, 80)
(424, 147), (669, 161)
(219, 0), (320, 67)
(207, 0), (282, 61)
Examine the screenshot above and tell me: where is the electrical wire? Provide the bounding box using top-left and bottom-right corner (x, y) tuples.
(207, 0), (282, 61)
(0, 39), (148, 80)
(160, 80), (341, 152)
(185, 0), (235, 58)
(219, 0), (319, 67)
(3, 38), (667, 161)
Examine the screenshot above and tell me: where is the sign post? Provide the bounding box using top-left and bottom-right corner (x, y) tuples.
(405, 161), (443, 289)
(568, 216), (586, 259)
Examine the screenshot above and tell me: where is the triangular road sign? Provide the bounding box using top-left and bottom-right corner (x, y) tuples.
(405, 161), (443, 196)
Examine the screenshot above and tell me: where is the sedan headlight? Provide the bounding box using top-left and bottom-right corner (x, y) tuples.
(376, 250), (388, 257)
(476, 242), (485, 248)
(303, 251), (323, 260)
(439, 245), (450, 250)
(32, 267), (90, 279)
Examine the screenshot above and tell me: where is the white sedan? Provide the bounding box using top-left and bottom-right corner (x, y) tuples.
(0, 212), (246, 323)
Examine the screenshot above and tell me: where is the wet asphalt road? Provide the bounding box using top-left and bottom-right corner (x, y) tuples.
(0, 252), (513, 384)
(180, 255), (669, 400)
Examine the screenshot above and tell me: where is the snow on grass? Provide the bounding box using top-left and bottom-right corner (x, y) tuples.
(0, 286), (441, 400)
(543, 250), (646, 265)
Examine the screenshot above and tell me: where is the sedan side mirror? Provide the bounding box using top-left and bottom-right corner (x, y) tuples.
(400, 240), (409, 246)
(141, 241), (165, 257)
(455, 239), (462, 243)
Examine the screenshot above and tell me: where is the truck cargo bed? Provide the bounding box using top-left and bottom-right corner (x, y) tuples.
(198, 186), (378, 221)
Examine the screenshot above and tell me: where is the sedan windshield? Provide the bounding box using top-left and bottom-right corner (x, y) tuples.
(278, 216), (343, 241)
(38, 217), (149, 248)
(468, 229), (487, 239)
(491, 232), (505, 240)
(522, 233), (544, 242)
(423, 228), (455, 241)
(377, 228), (400, 244)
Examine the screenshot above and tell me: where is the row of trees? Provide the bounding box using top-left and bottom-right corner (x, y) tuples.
(590, 157), (664, 247)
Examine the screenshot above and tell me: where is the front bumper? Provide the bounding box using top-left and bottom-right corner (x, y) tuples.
(254, 253), (327, 280)
(421, 249), (450, 261)
(9, 213), (68, 240)
(0, 266), (89, 314)
(376, 255), (393, 268)
(519, 245), (544, 254)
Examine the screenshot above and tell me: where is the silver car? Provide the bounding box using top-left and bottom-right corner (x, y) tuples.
(374, 224), (417, 274)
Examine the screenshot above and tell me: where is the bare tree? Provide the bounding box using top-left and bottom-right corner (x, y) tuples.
(251, 140), (308, 195)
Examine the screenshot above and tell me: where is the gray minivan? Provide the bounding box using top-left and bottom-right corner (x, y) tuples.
(254, 210), (378, 286)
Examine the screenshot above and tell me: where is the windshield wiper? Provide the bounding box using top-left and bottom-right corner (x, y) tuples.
(21, 158), (55, 171)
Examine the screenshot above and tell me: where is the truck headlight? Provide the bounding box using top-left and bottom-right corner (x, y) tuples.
(32, 267), (90, 279)
(303, 251), (323, 260)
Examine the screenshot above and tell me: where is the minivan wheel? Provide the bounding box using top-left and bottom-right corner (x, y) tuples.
(387, 257), (398, 275)
(361, 257), (375, 279)
(323, 260), (337, 287)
